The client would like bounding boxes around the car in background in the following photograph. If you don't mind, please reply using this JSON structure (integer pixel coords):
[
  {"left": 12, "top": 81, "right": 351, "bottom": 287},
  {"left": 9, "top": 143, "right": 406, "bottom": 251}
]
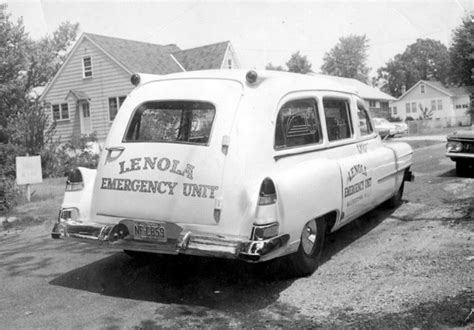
[
  {"left": 372, "top": 118, "right": 408, "bottom": 138},
  {"left": 446, "top": 130, "right": 474, "bottom": 176}
]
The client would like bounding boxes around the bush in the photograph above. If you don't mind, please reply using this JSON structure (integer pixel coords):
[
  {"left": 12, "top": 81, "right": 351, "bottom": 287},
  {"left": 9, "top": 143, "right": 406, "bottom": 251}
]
[{"left": 42, "top": 133, "right": 100, "bottom": 177}]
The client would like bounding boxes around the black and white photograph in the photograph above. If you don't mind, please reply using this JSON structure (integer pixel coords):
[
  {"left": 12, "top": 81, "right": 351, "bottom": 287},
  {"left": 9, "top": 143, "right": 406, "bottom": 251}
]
[{"left": 0, "top": 0, "right": 473, "bottom": 328}]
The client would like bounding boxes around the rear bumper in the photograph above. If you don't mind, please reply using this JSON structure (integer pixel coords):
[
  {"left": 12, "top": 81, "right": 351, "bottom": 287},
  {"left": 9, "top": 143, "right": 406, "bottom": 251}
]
[{"left": 51, "top": 219, "right": 289, "bottom": 262}]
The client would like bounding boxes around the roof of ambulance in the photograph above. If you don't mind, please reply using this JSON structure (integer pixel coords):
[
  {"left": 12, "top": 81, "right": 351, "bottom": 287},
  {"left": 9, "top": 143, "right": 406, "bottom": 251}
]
[{"left": 138, "top": 69, "right": 359, "bottom": 95}]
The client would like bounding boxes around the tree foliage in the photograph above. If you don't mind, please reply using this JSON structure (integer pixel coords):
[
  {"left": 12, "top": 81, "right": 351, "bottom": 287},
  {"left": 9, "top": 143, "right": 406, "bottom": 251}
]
[
  {"left": 321, "top": 35, "right": 370, "bottom": 83},
  {"left": 377, "top": 39, "right": 450, "bottom": 97},
  {"left": 286, "top": 51, "right": 312, "bottom": 74},
  {"left": 265, "top": 62, "right": 285, "bottom": 71},
  {"left": 449, "top": 16, "right": 474, "bottom": 86},
  {"left": 0, "top": 14, "right": 79, "bottom": 139}
]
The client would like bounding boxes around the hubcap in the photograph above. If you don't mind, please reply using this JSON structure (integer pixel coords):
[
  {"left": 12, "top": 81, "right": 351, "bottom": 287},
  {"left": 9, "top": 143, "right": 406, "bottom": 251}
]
[{"left": 301, "top": 220, "right": 317, "bottom": 255}]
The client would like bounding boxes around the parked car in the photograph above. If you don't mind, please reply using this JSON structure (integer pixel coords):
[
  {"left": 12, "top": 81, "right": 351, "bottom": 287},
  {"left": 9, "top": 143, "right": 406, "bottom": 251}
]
[
  {"left": 52, "top": 70, "right": 414, "bottom": 276},
  {"left": 446, "top": 130, "right": 474, "bottom": 176},
  {"left": 372, "top": 118, "right": 408, "bottom": 138}
]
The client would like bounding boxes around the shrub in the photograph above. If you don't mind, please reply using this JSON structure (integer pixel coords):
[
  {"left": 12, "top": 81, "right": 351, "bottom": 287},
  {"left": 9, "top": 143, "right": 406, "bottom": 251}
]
[{"left": 42, "top": 133, "right": 100, "bottom": 177}]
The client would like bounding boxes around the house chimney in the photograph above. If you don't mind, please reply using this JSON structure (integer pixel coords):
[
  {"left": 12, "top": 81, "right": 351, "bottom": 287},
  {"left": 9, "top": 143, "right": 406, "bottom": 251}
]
[{"left": 401, "top": 85, "right": 406, "bottom": 95}]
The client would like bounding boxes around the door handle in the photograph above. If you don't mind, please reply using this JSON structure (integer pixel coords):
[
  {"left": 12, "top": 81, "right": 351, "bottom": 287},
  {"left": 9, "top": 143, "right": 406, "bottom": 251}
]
[{"left": 105, "top": 146, "right": 125, "bottom": 152}]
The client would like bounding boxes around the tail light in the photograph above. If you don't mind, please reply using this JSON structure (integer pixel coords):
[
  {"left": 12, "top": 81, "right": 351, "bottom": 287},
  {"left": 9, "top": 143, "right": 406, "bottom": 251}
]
[
  {"left": 258, "top": 177, "right": 276, "bottom": 205},
  {"left": 65, "top": 168, "right": 84, "bottom": 191}
]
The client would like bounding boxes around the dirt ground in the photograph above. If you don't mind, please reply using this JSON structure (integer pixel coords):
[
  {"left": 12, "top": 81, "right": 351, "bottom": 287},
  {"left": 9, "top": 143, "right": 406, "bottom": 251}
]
[{"left": 0, "top": 142, "right": 473, "bottom": 329}]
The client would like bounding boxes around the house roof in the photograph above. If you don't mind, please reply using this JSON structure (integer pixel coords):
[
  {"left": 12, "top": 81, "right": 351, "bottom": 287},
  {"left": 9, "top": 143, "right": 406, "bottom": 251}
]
[
  {"left": 310, "top": 74, "right": 396, "bottom": 101},
  {"left": 397, "top": 80, "right": 474, "bottom": 100},
  {"left": 172, "top": 41, "right": 230, "bottom": 71},
  {"left": 85, "top": 33, "right": 183, "bottom": 75},
  {"left": 40, "top": 33, "right": 235, "bottom": 101}
]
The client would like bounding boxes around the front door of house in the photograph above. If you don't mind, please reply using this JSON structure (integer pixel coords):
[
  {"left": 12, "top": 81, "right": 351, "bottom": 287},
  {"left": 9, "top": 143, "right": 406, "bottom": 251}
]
[{"left": 79, "top": 101, "right": 92, "bottom": 134}]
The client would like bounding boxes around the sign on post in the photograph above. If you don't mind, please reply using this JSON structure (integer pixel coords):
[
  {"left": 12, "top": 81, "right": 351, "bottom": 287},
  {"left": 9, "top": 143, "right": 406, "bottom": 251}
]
[{"left": 16, "top": 156, "right": 42, "bottom": 202}]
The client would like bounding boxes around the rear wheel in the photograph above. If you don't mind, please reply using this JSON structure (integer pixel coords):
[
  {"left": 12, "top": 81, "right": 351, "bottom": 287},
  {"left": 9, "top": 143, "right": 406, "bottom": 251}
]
[
  {"left": 123, "top": 250, "right": 152, "bottom": 260},
  {"left": 289, "top": 217, "right": 326, "bottom": 277}
]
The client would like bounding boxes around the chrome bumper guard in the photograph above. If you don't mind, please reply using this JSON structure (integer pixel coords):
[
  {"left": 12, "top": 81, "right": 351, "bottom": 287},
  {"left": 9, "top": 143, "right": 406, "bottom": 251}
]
[{"left": 51, "top": 219, "right": 289, "bottom": 262}]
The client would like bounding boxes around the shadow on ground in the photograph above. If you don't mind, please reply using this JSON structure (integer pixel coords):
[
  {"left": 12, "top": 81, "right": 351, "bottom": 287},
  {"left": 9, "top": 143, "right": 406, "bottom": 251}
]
[{"left": 48, "top": 206, "right": 397, "bottom": 313}]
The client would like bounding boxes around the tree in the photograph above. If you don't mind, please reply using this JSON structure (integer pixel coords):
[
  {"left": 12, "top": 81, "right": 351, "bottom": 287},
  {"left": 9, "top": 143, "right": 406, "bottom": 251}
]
[
  {"left": 26, "top": 21, "right": 79, "bottom": 89},
  {"left": 286, "top": 51, "right": 312, "bottom": 74},
  {"left": 377, "top": 39, "right": 450, "bottom": 97},
  {"left": 321, "top": 35, "right": 370, "bottom": 83},
  {"left": 0, "top": 15, "right": 31, "bottom": 129},
  {"left": 449, "top": 16, "right": 474, "bottom": 86},
  {"left": 265, "top": 62, "right": 285, "bottom": 71}
]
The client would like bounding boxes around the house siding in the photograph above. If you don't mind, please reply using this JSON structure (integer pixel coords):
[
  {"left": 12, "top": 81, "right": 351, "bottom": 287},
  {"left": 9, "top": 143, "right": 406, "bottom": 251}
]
[
  {"left": 43, "top": 38, "right": 133, "bottom": 142},
  {"left": 221, "top": 46, "right": 240, "bottom": 69}
]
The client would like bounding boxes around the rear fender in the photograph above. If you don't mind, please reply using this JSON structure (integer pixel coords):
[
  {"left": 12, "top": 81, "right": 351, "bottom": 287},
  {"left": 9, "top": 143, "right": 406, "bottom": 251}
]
[
  {"left": 61, "top": 167, "right": 97, "bottom": 221},
  {"left": 272, "top": 158, "right": 341, "bottom": 252}
]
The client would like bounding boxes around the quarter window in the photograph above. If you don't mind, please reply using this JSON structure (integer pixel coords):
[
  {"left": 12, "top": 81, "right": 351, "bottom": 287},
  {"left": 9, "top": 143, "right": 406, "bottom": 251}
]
[
  {"left": 357, "top": 102, "right": 373, "bottom": 136},
  {"left": 82, "top": 57, "right": 92, "bottom": 78},
  {"left": 274, "top": 99, "right": 321, "bottom": 149},
  {"left": 124, "top": 101, "right": 215, "bottom": 145},
  {"left": 52, "top": 103, "right": 69, "bottom": 121},
  {"left": 323, "top": 97, "right": 353, "bottom": 141},
  {"left": 109, "top": 96, "right": 126, "bottom": 121}
]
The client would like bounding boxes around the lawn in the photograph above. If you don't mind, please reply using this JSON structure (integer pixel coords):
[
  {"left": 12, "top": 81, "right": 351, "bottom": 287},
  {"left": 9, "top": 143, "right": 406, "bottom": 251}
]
[{"left": 2, "top": 177, "right": 66, "bottom": 230}]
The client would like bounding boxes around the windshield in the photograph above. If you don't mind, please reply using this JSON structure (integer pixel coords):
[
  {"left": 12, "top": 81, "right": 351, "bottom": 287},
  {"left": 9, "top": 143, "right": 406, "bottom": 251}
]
[{"left": 124, "top": 101, "right": 215, "bottom": 145}]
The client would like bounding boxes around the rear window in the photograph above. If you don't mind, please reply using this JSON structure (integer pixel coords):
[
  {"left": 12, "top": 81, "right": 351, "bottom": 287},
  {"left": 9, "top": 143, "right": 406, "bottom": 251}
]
[{"left": 124, "top": 101, "right": 215, "bottom": 145}]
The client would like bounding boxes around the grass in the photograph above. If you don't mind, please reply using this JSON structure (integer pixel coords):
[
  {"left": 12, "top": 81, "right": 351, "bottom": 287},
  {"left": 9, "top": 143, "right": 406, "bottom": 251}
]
[{"left": 1, "top": 177, "right": 66, "bottom": 230}]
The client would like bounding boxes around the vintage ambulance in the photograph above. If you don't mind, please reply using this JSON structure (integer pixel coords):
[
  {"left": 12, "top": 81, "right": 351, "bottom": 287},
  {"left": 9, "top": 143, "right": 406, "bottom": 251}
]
[{"left": 52, "top": 70, "right": 414, "bottom": 276}]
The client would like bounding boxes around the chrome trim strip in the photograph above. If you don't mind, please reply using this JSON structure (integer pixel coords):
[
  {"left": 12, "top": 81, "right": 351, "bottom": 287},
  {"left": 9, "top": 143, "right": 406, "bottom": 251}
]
[
  {"left": 377, "top": 163, "right": 413, "bottom": 183},
  {"left": 274, "top": 136, "right": 377, "bottom": 161}
]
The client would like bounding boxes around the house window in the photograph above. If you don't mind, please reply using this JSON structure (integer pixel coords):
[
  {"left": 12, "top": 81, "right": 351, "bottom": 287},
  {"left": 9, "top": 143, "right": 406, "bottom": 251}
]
[
  {"left": 227, "top": 59, "right": 232, "bottom": 69},
  {"left": 108, "top": 96, "right": 126, "bottom": 121},
  {"left": 420, "top": 84, "right": 425, "bottom": 93},
  {"left": 82, "top": 56, "right": 92, "bottom": 78},
  {"left": 405, "top": 103, "right": 410, "bottom": 113},
  {"left": 431, "top": 100, "right": 436, "bottom": 111},
  {"left": 393, "top": 106, "right": 397, "bottom": 115},
  {"left": 369, "top": 100, "right": 376, "bottom": 108},
  {"left": 411, "top": 102, "right": 416, "bottom": 113},
  {"left": 52, "top": 103, "right": 69, "bottom": 121},
  {"left": 437, "top": 100, "right": 443, "bottom": 110}
]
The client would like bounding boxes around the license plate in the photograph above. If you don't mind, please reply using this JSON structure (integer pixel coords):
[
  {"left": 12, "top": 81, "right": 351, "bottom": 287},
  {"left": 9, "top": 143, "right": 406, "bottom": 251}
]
[{"left": 133, "top": 221, "right": 167, "bottom": 242}]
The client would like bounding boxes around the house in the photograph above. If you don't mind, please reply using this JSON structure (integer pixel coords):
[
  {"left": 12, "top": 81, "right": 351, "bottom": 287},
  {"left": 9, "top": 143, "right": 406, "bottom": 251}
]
[
  {"left": 311, "top": 74, "right": 396, "bottom": 118},
  {"left": 40, "top": 33, "right": 240, "bottom": 142},
  {"left": 389, "top": 80, "right": 474, "bottom": 126}
]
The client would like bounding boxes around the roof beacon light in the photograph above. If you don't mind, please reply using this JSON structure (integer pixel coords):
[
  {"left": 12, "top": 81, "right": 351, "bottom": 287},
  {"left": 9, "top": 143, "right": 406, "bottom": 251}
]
[
  {"left": 131, "top": 73, "right": 141, "bottom": 86},
  {"left": 246, "top": 70, "right": 258, "bottom": 84}
]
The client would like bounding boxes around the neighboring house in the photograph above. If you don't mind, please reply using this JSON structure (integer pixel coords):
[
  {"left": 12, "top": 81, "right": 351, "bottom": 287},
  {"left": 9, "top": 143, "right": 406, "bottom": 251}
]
[
  {"left": 389, "top": 80, "right": 474, "bottom": 126},
  {"left": 40, "top": 33, "right": 240, "bottom": 142},
  {"left": 311, "top": 74, "right": 396, "bottom": 118}
]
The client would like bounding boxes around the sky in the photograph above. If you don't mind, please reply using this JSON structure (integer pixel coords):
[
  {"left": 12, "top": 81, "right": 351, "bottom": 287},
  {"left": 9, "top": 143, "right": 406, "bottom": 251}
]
[{"left": 5, "top": 0, "right": 473, "bottom": 77}]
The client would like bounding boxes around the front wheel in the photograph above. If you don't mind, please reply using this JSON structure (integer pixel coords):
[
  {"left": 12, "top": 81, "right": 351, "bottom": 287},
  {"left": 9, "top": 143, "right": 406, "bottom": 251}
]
[
  {"left": 386, "top": 182, "right": 404, "bottom": 208},
  {"left": 289, "top": 217, "right": 327, "bottom": 277},
  {"left": 456, "top": 161, "right": 469, "bottom": 177}
]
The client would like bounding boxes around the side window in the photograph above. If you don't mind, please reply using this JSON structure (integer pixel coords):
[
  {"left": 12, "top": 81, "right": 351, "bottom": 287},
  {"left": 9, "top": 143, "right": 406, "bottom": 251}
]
[
  {"left": 274, "top": 99, "right": 322, "bottom": 149},
  {"left": 323, "top": 97, "right": 353, "bottom": 141},
  {"left": 357, "top": 102, "right": 373, "bottom": 136}
]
